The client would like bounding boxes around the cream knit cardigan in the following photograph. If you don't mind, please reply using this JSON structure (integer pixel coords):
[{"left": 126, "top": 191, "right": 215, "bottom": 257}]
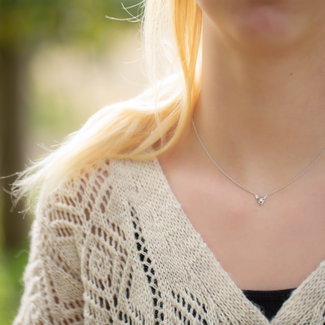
[{"left": 14, "top": 158, "right": 325, "bottom": 325}]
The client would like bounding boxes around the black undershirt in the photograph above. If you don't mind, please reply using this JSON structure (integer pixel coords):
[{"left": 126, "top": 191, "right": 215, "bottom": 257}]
[{"left": 242, "top": 288, "right": 296, "bottom": 321}]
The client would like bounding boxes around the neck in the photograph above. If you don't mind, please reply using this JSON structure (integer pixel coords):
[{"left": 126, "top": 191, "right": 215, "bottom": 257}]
[{"left": 192, "top": 11, "right": 325, "bottom": 190}]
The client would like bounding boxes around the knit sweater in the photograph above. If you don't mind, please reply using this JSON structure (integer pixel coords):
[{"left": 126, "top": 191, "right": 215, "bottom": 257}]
[{"left": 14, "top": 158, "right": 325, "bottom": 325}]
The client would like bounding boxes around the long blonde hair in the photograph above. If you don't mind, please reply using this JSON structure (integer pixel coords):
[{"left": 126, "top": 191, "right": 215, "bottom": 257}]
[{"left": 11, "top": 0, "right": 203, "bottom": 208}]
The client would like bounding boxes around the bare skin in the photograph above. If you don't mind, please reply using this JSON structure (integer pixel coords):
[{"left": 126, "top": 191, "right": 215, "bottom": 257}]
[{"left": 158, "top": 0, "right": 325, "bottom": 290}]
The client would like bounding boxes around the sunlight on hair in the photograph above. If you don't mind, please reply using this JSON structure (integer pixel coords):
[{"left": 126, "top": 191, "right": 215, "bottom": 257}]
[{"left": 11, "top": 0, "right": 203, "bottom": 212}]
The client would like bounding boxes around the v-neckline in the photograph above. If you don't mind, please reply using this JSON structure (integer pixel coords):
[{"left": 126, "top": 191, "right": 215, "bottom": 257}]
[{"left": 152, "top": 157, "right": 325, "bottom": 324}]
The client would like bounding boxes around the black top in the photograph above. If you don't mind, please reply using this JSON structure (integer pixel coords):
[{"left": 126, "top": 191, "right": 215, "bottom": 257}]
[{"left": 242, "top": 288, "right": 296, "bottom": 321}]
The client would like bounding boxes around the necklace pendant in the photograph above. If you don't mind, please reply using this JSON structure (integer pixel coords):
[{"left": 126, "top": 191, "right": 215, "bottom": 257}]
[{"left": 255, "top": 194, "right": 267, "bottom": 206}]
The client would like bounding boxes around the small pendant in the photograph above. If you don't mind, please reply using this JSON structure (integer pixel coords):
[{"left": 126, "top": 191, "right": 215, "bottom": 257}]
[{"left": 255, "top": 194, "right": 267, "bottom": 206}]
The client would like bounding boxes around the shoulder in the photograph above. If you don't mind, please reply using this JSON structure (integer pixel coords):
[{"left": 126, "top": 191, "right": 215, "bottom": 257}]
[{"left": 36, "top": 158, "right": 162, "bottom": 226}]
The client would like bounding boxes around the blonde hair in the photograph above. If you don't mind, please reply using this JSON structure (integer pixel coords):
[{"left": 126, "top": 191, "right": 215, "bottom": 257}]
[{"left": 11, "top": 0, "right": 203, "bottom": 209}]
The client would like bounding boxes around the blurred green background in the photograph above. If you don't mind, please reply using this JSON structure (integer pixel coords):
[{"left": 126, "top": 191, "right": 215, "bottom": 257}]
[{"left": 0, "top": 1, "right": 145, "bottom": 323}]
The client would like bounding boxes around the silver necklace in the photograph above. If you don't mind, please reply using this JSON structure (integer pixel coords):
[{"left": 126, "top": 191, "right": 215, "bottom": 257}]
[{"left": 192, "top": 117, "right": 325, "bottom": 206}]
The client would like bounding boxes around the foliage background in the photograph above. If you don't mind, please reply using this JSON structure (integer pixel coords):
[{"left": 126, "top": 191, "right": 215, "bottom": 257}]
[{"left": 0, "top": 1, "right": 145, "bottom": 323}]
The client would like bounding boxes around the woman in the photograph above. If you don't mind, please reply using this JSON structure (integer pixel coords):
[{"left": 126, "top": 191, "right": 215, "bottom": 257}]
[{"left": 13, "top": 0, "right": 325, "bottom": 324}]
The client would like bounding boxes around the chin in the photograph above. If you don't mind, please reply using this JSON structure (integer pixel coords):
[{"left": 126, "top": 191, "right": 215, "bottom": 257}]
[
  {"left": 200, "top": 0, "right": 317, "bottom": 54},
  {"left": 242, "top": 6, "right": 291, "bottom": 36},
  {"left": 223, "top": 5, "right": 306, "bottom": 53}
]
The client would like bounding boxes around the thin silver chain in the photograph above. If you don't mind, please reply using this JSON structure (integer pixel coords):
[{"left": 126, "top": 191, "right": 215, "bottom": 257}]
[{"left": 192, "top": 117, "right": 325, "bottom": 206}]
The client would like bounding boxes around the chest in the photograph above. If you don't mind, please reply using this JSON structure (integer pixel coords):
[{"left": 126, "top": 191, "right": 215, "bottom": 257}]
[{"left": 161, "top": 162, "right": 325, "bottom": 291}]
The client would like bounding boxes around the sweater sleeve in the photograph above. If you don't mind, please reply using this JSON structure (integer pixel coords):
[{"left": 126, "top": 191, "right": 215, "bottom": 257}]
[{"left": 13, "top": 181, "right": 85, "bottom": 325}]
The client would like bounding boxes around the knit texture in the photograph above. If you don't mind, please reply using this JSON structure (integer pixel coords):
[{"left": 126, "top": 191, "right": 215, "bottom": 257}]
[{"left": 14, "top": 158, "right": 325, "bottom": 325}]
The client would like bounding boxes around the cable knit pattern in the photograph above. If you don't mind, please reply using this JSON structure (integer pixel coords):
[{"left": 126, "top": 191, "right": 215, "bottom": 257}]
[{"left": 14, "top": 158, "right": 325, "bottom": 324}]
